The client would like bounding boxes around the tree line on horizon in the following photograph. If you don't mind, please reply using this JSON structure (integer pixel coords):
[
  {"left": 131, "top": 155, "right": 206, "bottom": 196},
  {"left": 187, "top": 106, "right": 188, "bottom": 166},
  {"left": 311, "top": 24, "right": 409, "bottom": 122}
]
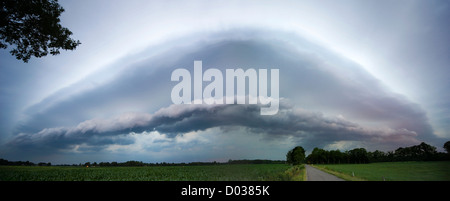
[
  {"left": 2, "top": 141, "right": 449, "bottom": 167},
  {"left": 287, "top": 141, "right": 450, "bottom": 165}
]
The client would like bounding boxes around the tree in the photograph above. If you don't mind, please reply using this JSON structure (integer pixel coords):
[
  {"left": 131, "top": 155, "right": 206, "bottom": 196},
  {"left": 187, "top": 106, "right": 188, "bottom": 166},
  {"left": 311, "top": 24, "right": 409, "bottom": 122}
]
[
  {"left": 369, "top": 150, "right": 386, "bottom": 163},
  {"left": 329, "top": 150, "right": 343, "bottom": 164},
  {"left": 286, "top": 150, "right": 294, "bottom": 164},
  {"left": 394, "top": 142, "right": 437, "bottom": 161},
  {"left": 1, "top": 0, "right": 80, "bottom": 62},
  {"left": 306, "top": 147, "right": 325, "bottom": 164},
  {"left": 286, "top": 146, "right": 305, "bottom": 165},
  {"left": 348, "top": 148, "right": 368, "bottom": 163},
  {"left": 444, "top": 141, "right": 450, "bottom": 155},
  {"left": 416, "top": 142, "right": 437, "bottom": 160}
]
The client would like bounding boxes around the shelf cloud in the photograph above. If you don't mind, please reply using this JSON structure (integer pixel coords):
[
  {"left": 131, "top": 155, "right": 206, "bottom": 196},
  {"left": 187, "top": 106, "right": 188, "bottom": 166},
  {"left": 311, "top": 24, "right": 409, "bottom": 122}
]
[
  {"left": 8, "top": 100, "right": 420, "bottom": 153},
  {"left": 2, "top": 29, "right": 438, "bottom": 162}
]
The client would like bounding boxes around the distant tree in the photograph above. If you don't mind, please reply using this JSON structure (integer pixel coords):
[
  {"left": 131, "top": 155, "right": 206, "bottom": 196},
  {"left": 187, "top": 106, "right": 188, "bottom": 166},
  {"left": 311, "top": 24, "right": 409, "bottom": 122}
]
[
  {"left": 0, "top": 0, "right": 80, "bottom": 62},
  {"left": 123, "top": 160, "right": 145, "bottom": 166},
  {"left": 368, "top": 150, "right": 386, "bottom": 163},
  {"left": 286, "top": 146, "right": 305, "bottom": 165},
  {"left": 417, "top": 142, "right": 437, "bottom": 160},
  {"left": 444, "top": 141, "right": 450, "bottom": 155},
  {"left": 348, "top": 148, "right": 369, "bottom": 163},
  {"left": 286, "top": 150, "right": 293, "bottom": 164},
  {"left": 0, "top": 158, "right": 8, "bottom": 165},
  {"left": 99, "top": 162, "right": 110, "bottom": 167},
  {"left": 37, "top": 162, "right": 51, "bottom": 166},
  {"left": 329, "top": 150, "right": 344, "bottom": 164},
  {"left": 386, "top": 151, "right": 394, "bottom": 162},
  {"left": 305, "top": 141, "right": 450, "bottom": 164},
  {"left": 306, "top": 147, "right": 324, "bottom": 164},
  {"left": 394, "top": 147, "right": 408, "bottom": 161},
  {"left": 395, "top": 142, "right": 437, "bottom": 161},
  {"left": 317, "top": 148, "right": 327, "bottom": 164}
]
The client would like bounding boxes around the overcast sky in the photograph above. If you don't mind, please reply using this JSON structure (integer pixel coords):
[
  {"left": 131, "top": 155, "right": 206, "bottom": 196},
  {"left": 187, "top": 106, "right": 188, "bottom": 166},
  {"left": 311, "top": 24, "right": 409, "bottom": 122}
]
[{"left": 0, "top": 0, "right": 449, "bottom": 164}]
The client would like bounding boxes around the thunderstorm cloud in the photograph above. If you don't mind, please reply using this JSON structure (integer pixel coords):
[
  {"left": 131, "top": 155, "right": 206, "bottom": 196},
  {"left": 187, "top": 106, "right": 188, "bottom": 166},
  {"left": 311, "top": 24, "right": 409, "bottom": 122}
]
[
  {"left": 1, "top": 1, "right": 449, "bottom": 163},
  {"left": 3, "top": 29, "right": 437, "bottom": 162}
]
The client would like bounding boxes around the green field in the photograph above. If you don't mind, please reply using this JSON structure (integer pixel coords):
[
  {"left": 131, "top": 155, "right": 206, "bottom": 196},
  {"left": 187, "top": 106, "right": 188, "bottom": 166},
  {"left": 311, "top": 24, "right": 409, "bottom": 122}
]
[
  {"left": 315, "top": 161, "right": 450, "bottom": 181},
  {"left": 0, "top": 164, "right": 304, "bottom": 181}
]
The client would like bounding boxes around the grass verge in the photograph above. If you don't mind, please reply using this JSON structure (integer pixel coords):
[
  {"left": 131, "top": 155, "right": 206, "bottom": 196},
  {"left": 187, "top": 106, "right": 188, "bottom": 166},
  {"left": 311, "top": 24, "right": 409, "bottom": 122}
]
[{"left": 266, "top": 164, "right": 305, "bottom": 181}]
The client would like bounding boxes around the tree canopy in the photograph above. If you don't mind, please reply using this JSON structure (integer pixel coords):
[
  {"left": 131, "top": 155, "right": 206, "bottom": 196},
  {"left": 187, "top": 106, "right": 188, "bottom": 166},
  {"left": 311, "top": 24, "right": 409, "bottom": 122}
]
[
  {"left": 286, "top": 146, "right": 305, "bottom": 165},
  {"left": 0, "top": 0, "right": 80, "bottom": 62},
  {"left": 305, "top": 142, "right": 448, "bottom": 164},
  {"left": 444, "top": 141, "right": 450, "bottom": 154}
]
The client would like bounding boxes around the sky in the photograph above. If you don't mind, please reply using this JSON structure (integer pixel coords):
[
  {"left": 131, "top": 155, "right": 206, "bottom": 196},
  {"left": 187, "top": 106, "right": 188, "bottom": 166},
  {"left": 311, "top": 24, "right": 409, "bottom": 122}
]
[{"left": 0, "top": 0, "right": 449, "bottom": 164}]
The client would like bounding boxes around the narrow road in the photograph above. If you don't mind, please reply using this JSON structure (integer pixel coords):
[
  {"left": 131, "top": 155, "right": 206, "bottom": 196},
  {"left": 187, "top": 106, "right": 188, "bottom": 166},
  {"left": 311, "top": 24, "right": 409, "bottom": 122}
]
[{"left": 305, "top": 165, "right": 344, "bottom": 181}]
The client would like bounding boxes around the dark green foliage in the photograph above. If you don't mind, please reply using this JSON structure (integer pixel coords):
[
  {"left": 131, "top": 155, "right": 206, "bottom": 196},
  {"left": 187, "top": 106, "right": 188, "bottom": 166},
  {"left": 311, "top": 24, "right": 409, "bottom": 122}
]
[
  {"left": 286, "top": 146, "right": 305, "bottom": 165},
  {"left": 0, "top": 0, "right": 80, "bottom": 62},
  {"left": 306, "top": 142, "right": 449, "bottom": 164},
  {"left": 348, "top": 148, "right": 369, "bottom": 163},
  {"left": 0, "top": 158, "right": 35, "bottom": 166},
  {"left": 393, "top": 142, "right": 437, "bottom": 161},
  {"left": 306, "top": 148, "right": 351, "bottom": 164},
  {"left": 444, "top": 141, "right": 450, "bottom": 154},
  {"left": 227, "top": 159, "right": 285, "bottom": 165}
]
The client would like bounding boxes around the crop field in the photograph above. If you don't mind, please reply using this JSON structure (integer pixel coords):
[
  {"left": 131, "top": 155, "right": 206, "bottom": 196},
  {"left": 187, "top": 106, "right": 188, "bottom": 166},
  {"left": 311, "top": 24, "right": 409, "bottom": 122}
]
[
  {"left": 0, "top": 164, "right": 304, "bottom": 181},
  {"left": 315, "top": 161, "right": 450, "bottom": 181}
]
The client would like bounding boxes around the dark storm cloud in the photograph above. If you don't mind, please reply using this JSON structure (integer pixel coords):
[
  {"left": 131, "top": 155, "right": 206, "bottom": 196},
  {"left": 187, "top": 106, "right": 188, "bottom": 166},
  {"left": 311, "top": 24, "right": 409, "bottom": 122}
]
[{"left": 7, "top": 100, "right": 419, "bottom": 154}]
